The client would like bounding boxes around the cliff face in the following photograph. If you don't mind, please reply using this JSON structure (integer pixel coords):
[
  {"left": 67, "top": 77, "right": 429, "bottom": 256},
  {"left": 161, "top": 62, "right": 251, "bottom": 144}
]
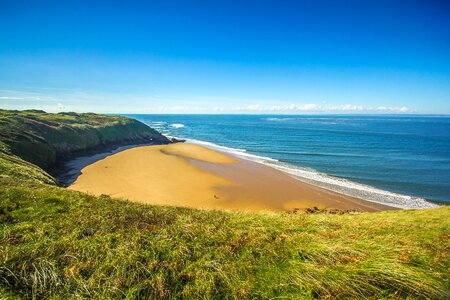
[{"left": 0, "top": 110, "right": 171, "bottom": 172}]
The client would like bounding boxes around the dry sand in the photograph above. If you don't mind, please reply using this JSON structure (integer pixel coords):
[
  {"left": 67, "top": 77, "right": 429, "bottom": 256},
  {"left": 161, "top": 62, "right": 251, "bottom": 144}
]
[{"left": 69, "top": 143, "right": 393, "bottom": 212}]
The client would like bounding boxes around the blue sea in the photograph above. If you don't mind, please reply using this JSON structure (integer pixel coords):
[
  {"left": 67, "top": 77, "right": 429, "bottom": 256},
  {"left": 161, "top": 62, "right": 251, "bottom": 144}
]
[{"left": 126, "top": 114, "right": 450, "bottom": 206}]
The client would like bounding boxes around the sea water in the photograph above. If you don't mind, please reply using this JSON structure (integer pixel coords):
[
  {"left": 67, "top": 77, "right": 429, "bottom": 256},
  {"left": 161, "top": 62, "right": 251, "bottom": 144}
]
[{"left": 126, "top": 114, "right": 450, "bottom": 208}]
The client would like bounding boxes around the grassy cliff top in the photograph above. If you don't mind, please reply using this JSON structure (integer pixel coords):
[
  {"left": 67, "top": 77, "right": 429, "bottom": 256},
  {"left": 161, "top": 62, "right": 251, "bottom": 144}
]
[
  {"left": 0, "top": 109, "right": 170, "bottom": 172},
  {"left": 0, "top": 109, "right": 143, "bottom": 126},
  {"left": 0, "top": 109, "right": 448, "bottom": 299}
]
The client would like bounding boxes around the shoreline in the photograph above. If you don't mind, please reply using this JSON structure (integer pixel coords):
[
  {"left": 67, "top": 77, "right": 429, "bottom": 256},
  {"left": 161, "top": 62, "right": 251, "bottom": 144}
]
[
  {"left": 191, "top": 154, "right": 394, "bottom": 212},
  {"left": 60, "top": 138, "right": 440, "bottom": 211},
  {"left": 64, "top": 140, "right": 435, "bottom": 212},
  {"left": 185, "top": 138, "right": 439, "bottom": 209}
]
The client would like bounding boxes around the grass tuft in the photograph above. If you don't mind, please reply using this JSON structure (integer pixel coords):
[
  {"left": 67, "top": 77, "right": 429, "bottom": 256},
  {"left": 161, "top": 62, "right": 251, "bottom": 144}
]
[{"left": 0, "top": 183, "right": 448, "bottom": 299}]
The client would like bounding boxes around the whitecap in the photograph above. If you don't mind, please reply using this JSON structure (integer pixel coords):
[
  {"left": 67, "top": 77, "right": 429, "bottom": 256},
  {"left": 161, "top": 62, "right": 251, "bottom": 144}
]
[
  {"left": 264, "top": 117, "right": 293, "bottom": 121},
  {"left": 187, "top": 138, "right": 438, "bottom": 209},
  {"left": 266, "top": 163, "right": 438, "bottom": 209},
  {"left": 186, "top": 139, "right": 277, "bottom": 162}
]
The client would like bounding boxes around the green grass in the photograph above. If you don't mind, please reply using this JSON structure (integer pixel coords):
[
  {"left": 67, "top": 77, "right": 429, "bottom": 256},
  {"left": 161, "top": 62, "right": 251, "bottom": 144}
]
[
  {"left": 0, "top": 142, "right": 55, "bottom": 185},
  {"left": 1, "top": 182, "right": 448, "bottom": 299},
  {"left": 0, "top": 109, "right": 170, "bottom": 171},
  {"left": 0, "top": 110, "right": 449, "bottom": 299}
]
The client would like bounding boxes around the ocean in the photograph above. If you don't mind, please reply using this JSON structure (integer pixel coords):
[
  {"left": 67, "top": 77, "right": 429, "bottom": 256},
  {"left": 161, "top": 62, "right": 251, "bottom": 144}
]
[{"left": 126, "top": 114, "right": 450, "bottom": 206}]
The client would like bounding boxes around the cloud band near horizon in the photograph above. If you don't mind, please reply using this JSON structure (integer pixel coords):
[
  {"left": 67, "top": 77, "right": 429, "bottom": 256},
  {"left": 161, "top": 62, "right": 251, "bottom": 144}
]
[{"left": 0, "top": 89, "right": 412, "bottom": 114}]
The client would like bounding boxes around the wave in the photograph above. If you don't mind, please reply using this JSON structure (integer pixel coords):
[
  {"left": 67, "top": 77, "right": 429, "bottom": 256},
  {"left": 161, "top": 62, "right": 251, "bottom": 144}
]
[
  {"left": 186, "top": 138, "right": 438, "bottom": 209},
  {"left": 267, "top": 163, "right": 437, "bottom": 209},
  {"left": 264, "top": 117, "right": 294, "bottom": 121},
  {"left": 264, "top": 116, "right": 450, "bottom": 123},
  {"left": 264, "top": 117, "right": 340, "bottom": 125},
  {"left": 248, "top": 149, "right": 371, "bottom": 158},
  {"left": 170, "top": 123, "right": 185, "bottom": 128},
  {"left": 185, "top": 138, "right": 277, "bottom": 163}
]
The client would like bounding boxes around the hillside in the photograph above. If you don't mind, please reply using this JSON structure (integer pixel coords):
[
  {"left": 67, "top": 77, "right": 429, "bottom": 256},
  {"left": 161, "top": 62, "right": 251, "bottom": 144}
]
[
  {"left": 0, "top": 110, "right": 448, "bottom": 299},
  {"left": 0, "top": 109, "right": 171, "bottom": 172}
]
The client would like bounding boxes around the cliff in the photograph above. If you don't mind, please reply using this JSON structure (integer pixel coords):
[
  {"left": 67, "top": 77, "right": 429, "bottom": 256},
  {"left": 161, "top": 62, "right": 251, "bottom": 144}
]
[{"left": 0, "top": 109, "right": 171, "bottom": 173}]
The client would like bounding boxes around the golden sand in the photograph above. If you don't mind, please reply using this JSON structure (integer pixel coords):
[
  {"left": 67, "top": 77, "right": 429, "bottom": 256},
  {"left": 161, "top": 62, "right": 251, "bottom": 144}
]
[
  {"left": 69, "top": 143, "right": 393, "bottom": 212},
  {"left": 161, "top": 143, "right": 239, "bottom": 164}
]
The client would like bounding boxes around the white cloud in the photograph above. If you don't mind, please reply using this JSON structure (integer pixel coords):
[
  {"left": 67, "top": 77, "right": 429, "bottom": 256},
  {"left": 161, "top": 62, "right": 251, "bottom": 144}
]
[
  {"left": 303, "top": 103, "right": 321, "bottom": 110},
  {"left": 341, "top": 104, "right": 364, "bottom": 111},
  {"left": 0, "top": 89, "right": 412, "bottom": 114},
  {"left": 0, "top": 96, "right": 24, "bottom": 100},
  {"left": 0, "top": 96, "right": 45, "bottom": 101},
  {"left": 247, "top": 104, "right": 263, "bottom": 111},
  {"left": 235, "top": 103, "right": 410, "bottom": 114}
]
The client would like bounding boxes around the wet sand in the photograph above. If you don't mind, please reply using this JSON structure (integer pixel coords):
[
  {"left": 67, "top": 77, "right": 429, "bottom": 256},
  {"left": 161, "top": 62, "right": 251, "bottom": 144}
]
[{"left": 69, "top": 143, "right": 394, "bottom": 212}]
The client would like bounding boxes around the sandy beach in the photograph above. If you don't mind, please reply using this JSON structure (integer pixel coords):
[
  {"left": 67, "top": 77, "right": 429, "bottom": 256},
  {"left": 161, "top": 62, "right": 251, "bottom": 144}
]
[{"left": 69, "top": 143, "right": 394, "bottom": 212}]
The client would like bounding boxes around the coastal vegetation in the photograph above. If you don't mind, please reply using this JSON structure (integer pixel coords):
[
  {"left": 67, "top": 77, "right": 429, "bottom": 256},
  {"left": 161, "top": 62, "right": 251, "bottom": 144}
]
[
  {"left": 0, "top": 109, "right": 170, "bottom": 172},
  {"left": 0, "top": 110, "right": 449, "bottom": 299}
]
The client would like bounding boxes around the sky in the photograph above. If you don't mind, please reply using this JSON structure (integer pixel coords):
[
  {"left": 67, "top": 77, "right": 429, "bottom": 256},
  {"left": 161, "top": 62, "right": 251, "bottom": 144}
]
[{"left": 0, "top": 0, "right": 449, "bottom": 114}]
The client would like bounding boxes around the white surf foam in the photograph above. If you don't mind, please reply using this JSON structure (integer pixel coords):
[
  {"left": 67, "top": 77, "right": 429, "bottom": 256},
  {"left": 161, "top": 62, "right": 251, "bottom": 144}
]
[
  {"left": 264, "top": 117, "right": 294, "bottom": 121},
  {"left": 186, "top": 138, "right": 277, "bottom": 163},
  {"left": 170, "top": 123, "right": 185, "bottom": 128},
  {"left": 267, "top": 163, "right": 437, "bottom": 209},
  {"left": 186, "top": 138, "right": 438, "bottom": 209}
]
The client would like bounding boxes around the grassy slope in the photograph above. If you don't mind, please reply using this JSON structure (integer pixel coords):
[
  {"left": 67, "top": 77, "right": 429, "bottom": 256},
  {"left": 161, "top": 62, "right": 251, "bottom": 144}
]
[
  {"left": 0, "top": 109, "right": 170, "bottom": 172},
  {"left": 0, "top": 142, "right": 55, "bottom": 185},
  {"left": 0, "top": 110, "right": 449, "bottom": 299}
]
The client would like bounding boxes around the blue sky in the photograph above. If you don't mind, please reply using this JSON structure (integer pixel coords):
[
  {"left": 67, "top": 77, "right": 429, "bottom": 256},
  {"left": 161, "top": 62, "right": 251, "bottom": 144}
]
[{"left": 0, "top": 0, "right": 449, "bottom": 114}]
